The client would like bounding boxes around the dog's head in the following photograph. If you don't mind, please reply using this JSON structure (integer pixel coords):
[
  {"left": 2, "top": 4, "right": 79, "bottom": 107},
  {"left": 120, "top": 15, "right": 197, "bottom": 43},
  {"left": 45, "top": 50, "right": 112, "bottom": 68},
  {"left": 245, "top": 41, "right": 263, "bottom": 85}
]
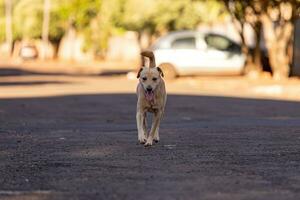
[
  {"left": 137, "top": 51, "right": 164, "bottom": 100},
  {"left": 137, "top": 66, "right": 164, "bottom": 92}
]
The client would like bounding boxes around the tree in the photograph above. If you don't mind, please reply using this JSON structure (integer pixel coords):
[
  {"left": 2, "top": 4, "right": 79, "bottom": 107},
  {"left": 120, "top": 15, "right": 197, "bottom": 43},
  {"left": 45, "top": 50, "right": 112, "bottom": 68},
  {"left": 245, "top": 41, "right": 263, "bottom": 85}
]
[
  {"left": 119, "top": 0, "right": 225, "bottom": 49},
  {"left": 260, "top": 0, "right": 300, "bottom": 79},
  {"left": 5, "top": 0, "right": 13, "bottom": 56},
  {"left": 90, "top": 0, "right": 123, "bottom": 54},
  {"left": 13, "top": 0, "right": 43, "bottom": 40},
  {"left": 222, "top": 0, "right": 300, "bottom": 79},
  {"left": 41, "top": 0, "right": 50, "bottom": 59},
  {"left": 222, "top": 0, "right": 264, "bottom": 77},
  {"left": 0, "top": 0, "right": 228, "bottom": 57}
]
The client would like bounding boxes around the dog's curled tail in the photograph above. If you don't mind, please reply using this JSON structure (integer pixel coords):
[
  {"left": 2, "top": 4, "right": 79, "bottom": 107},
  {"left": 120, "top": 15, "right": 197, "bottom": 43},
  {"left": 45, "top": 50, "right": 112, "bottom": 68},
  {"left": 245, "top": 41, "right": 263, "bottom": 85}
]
[{"left": 141, "top": 51, "right": 156, "bottom": 68}]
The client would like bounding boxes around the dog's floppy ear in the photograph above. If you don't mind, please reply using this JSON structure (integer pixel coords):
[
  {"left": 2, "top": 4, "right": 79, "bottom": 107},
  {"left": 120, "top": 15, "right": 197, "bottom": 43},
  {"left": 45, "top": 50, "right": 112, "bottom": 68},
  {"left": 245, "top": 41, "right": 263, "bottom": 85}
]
[
  {"left": 157, "top": 67, "right": 164, "bottom": 77},
  {"left": 137, "top": 68, "right": 143, "bottom": 78}
]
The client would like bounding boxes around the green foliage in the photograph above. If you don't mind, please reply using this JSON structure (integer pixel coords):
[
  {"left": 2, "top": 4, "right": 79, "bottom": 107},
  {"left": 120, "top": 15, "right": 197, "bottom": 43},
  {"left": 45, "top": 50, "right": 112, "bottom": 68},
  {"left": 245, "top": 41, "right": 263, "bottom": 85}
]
[
  {"left": 0, "top": 1, "right": 5, "bottom": 42},
  {"left": 0, "top": 0, "right": 226, "bottom": 52},
  {"left": 51, "top": 0, "right": 101, "bottom": 45},
  {"left": 54, "top": 0, "right": 101, "bottom": 30},
  {"left": 119, "top": 0, "right": 226, "bottom": 34},
  {"left": 120, "top": 0, "right": 156, "bottom": 32},
  {"left": 89, "top": 0, "right": 124, "bottom": 52},
  {"left": 13, "top": 0, "right": 44, "bottom": 40}
]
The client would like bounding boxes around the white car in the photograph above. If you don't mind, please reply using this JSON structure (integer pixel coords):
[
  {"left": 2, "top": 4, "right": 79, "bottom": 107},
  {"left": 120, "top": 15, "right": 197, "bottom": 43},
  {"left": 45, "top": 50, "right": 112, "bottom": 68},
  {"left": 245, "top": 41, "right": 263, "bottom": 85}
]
[{"left": 152, "top": 31, "right": 246, "bottom": 78}]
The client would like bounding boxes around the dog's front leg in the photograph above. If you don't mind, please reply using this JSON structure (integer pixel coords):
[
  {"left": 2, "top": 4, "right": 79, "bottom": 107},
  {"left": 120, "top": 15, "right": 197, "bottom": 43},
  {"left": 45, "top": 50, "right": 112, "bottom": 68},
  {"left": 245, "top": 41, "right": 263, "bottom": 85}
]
[
  {"left": 145, "top": 111, "right": 162, "bottom": 147},
  {"left": 153, "top": 127, "right": 159, "bottom": 143},
  {"left": 136, "top": 110, "right": 147, "bottom": 144},
  {"left": 143, "top": 112, "right": 147, "bottom": 138}
]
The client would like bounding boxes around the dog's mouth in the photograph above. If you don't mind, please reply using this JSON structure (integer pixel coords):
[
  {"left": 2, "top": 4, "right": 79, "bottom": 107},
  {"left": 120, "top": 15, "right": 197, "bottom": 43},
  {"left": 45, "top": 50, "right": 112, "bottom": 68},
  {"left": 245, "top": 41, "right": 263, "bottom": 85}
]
[{"left": 145, "top": 90, "right": 154, "bottom": 101}]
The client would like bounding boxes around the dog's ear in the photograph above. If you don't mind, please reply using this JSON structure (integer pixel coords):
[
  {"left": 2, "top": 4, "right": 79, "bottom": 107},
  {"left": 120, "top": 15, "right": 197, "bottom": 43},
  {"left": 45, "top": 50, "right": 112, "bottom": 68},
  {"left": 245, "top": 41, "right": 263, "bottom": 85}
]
[
  {"left": 157, "top": 67, "right": 164, "bottom": 77},
  {"left": 137, "top": 68, "right": 143, "bottom": 78}
]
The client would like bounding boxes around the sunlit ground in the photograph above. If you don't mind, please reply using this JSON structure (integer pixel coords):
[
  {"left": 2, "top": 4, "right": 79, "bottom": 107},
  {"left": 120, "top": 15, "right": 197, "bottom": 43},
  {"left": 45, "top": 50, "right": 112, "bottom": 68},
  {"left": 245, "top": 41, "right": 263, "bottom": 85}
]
[{"left": 1, "top": 63, "right": 300, "bottom": 101}]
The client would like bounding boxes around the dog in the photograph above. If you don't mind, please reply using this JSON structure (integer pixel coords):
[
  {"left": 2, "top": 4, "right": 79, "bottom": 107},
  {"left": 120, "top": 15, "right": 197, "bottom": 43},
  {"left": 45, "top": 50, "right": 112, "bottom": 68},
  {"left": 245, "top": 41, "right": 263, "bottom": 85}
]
[{"left": 136, "top": 51, "right": 167, "bottom": 147}]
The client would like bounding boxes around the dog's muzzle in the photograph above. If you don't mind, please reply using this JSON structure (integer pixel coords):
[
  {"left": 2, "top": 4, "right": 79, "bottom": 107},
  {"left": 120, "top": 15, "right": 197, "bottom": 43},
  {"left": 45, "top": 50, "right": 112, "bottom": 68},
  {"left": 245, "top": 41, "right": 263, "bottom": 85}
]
[
  {"left": 145, "top": 87, "right": 154, "bottom": 101},
  {"left": 146, "top": 86, "right": 152, "bottom": 92}
]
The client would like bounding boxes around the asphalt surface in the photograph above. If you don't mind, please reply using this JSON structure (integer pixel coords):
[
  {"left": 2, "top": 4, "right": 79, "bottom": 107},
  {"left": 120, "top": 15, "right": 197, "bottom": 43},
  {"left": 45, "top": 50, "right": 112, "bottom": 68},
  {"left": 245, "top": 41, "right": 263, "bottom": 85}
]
[{"left": 1, "top": 82, "right": 300, "bottom": 199}]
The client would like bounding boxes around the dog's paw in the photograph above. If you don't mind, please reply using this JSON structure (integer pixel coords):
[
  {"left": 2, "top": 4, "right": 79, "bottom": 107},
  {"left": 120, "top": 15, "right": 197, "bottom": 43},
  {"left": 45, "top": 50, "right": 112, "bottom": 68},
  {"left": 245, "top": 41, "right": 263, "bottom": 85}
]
[
  {"left": 153, "top": 135, "right": 159, "bottom": 143},
  {"left": 138, "top": 138, "right": 147, "bottom": 144},
  {"left": 144, "top": 139, "right": 153, "bottom": 147},
  {"left": 144, "top": 143, "right": 152, "bottom": 147}
]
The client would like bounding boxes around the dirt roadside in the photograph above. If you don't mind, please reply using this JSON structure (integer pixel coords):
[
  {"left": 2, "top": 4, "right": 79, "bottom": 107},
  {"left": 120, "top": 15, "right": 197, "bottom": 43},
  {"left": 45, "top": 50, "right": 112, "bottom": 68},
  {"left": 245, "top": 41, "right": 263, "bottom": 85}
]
[{"left": 0, "top": 60, "right": 300, "bottom": 101}]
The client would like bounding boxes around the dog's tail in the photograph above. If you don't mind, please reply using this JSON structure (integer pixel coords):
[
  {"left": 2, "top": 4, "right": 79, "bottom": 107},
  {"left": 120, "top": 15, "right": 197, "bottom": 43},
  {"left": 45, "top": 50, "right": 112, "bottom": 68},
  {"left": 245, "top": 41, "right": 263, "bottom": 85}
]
[{"left": 141, "top": 51, "right": 156, "bottom": 68}]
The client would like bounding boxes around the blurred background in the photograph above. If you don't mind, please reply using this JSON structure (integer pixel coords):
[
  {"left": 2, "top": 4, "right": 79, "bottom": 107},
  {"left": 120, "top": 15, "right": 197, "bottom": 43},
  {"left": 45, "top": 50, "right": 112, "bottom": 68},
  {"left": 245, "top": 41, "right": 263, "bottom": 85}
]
[{"left": 0, "top": 0, "right": 299, "bottom": 99}]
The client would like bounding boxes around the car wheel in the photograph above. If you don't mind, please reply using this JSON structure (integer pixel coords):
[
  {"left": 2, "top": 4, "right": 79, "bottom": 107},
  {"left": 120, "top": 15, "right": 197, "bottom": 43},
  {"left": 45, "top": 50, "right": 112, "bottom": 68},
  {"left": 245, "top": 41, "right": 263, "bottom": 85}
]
[{"left": 159, "top": 63, "right": 177, "bottom": 80}]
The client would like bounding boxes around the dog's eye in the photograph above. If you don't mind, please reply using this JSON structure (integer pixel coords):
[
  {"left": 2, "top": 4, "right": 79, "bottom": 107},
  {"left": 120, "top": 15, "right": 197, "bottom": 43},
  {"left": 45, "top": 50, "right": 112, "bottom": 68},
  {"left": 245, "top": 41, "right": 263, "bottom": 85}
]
[
  {"left": 152, "top": 77, "right": 157, "bottom": 81},
  {"left": 142, "top": 77, "right": 147, "bottom": 81}
]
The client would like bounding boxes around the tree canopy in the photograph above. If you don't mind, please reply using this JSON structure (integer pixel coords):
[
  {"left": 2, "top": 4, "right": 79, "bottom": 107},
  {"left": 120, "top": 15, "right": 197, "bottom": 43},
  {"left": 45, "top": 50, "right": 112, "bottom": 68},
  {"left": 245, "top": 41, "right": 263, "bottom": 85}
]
[{"left": 0, "top": 0, "right": 225, "bottom": 48}]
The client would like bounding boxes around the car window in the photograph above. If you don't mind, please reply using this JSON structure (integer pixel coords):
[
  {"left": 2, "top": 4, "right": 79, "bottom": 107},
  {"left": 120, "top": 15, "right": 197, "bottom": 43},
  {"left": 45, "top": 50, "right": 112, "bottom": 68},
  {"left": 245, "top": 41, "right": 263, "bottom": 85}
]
[
  {"left": 171, "top": 37, "right": 196, "bottom": 49},
  {"left": 205, "top": 35, "right": 231, "bottom": 51}
]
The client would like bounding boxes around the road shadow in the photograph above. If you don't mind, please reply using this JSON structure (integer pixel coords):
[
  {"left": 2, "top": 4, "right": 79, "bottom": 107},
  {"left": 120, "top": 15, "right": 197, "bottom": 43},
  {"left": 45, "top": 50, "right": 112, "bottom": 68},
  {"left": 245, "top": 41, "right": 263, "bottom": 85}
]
[
  {"left": 0, "top": 94, "right": 300, "bottom": 199},
  {"left": 98, "top": 70, "right": 131, "bottom": 77},
  {"left": 0, "top": 67, "right": 132, "bottom": 78},
  {"left": 0, "top": 68, "right": 70, "bottom": 77},
  {"left": 0, "top": 80, "right": 70, "bottom": 86}
]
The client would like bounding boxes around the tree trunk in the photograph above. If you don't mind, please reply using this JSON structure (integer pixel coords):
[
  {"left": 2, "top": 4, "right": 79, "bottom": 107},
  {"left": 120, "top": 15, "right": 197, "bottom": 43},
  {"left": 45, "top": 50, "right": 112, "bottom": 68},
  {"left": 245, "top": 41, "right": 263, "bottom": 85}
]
[
  {"left": 253, "top": 22, "right": 262, "bottom": 71},
  {"left": 41, "top": 0, "right": 50, "bottom": 60},
  {"left": 262, "top": 13, "right": 293, "bottom": 80},
  {"left": 243, "top": 23, "right": 263, "bottom": 78},
  {"left": 5, "top": 0, "right": 13, "bottom": 57},
  {"left": 222, "top": 1, "right": 263, "bottom": 77}
]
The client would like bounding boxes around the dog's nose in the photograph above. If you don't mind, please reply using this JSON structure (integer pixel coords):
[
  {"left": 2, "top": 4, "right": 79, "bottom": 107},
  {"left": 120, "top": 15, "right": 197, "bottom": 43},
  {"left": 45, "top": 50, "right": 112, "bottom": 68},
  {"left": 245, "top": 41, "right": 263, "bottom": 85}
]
[{"left": 146, "top": 87, "right": 152, "bottom": 92}]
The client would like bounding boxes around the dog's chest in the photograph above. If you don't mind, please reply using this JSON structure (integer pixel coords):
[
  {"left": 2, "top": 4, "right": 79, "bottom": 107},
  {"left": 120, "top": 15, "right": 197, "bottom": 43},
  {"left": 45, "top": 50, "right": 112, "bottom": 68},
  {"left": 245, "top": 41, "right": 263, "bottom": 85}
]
[{"left": 145, "top": 101, "right": 159, "bottom": 113}]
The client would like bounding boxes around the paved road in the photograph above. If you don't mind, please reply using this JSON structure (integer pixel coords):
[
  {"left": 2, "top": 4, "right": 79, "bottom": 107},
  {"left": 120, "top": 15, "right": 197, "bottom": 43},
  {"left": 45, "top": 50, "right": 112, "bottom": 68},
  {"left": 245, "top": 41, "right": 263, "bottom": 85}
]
[{"left": 1, "top": 77, "right": 300, "bottom": 199}]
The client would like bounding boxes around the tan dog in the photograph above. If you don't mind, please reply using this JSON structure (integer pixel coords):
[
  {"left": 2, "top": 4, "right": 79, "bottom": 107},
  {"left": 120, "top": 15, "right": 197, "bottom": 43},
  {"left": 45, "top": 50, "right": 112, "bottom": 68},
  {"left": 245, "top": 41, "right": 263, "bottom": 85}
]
[{"left": 136, "top": 51, "right": 167, "bottom": 147}]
